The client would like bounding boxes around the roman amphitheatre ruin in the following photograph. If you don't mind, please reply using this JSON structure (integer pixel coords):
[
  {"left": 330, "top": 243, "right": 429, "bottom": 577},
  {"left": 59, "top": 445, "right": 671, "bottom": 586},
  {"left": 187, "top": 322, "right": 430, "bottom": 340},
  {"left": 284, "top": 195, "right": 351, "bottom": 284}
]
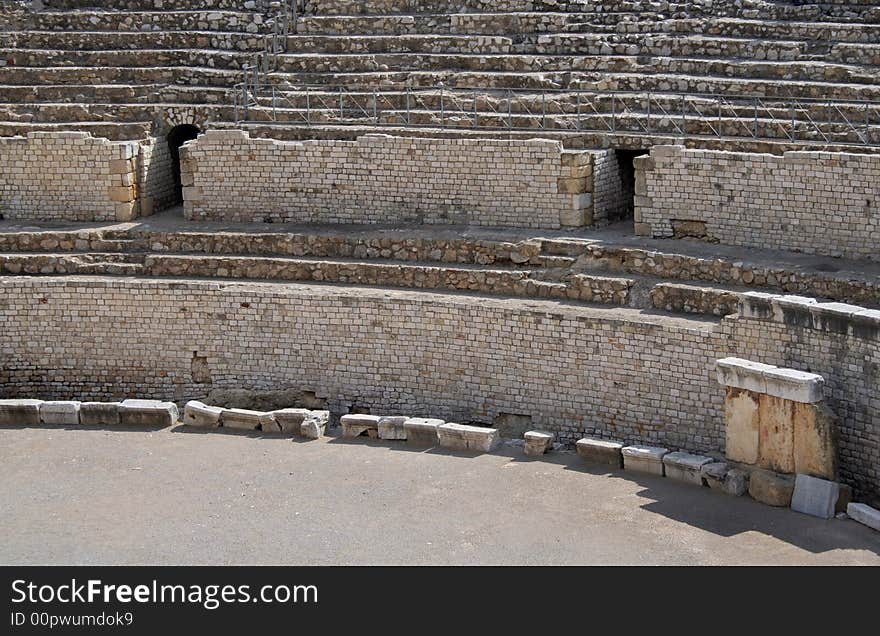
[{"left": 1, "top": 0, "right": 879, "bottom": 544}]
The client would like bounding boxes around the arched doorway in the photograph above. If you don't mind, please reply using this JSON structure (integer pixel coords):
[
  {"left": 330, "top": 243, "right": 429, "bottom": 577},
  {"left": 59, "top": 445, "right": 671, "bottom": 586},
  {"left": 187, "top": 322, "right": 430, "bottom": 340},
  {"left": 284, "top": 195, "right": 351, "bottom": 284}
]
[{"left": 166, "top": 124, "right": 200, "bottom": 203}]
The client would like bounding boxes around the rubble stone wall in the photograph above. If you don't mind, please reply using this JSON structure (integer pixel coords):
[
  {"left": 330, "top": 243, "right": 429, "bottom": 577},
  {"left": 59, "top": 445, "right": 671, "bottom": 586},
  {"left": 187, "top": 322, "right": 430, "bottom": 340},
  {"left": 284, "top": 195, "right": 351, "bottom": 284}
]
[{"left": 634, "top": 145, "right": 880, "bottom": 261}]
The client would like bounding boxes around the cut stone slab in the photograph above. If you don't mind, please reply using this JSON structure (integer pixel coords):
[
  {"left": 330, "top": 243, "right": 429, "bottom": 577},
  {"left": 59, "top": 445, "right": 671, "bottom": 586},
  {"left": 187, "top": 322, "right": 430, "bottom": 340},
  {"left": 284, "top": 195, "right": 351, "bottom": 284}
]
[
  {"left": 662, "top": 452, "right": 714, "bottom": 486},
  {"left": 269, "top": 408, "right": 313, "bottom": 434},
  {"left": 748, "top": 469, "right": 795, "bottom": 507},
  {"left": 0, "top": 399, "right": 43, "bottom": 426},
  {"left": 716, "top": 357, "right": 775, "bottom": 393},
  {"left": 438, "top": 423, "right": 500, "bottom": 453},
  {"left": 762, "top": 367, "right": 825, "bottom": 404},
  {"left": 792, "top": 402, "right": 838, "bottom": 481},
  {"left": 220, "top": 408, "right": 276, "bottom": 431},
  {"left": 791, "top": 474, "right": 840, "bottom": 520},
  {"left": 723, "top": 469, "right": 750, "bottom": 496},
  {"left": 341, "top": 414, "right": 381, "bottom": 438},
  {"left": 183, "top": 401, "right": 223, "bottom": 428},
  {"left": 724, "top": 387, "right": 760, "bottom": 465},
  {"left": 39, "top": 401, "right": 81, "bottom": 426},
  {"left": 378, "top": 416, "right": 408, "bottom": 440},
  {"left": 300, "top": 411, "right": 328, "bottom": 440},
  {"left": 702, "top": 461, "right": 729, "bottom": 490},
  {"left": 523, "top": 431, "right": 554, "bottom": 457},
  {"left": 118, "top": 399, "right": 179, "bottom": 427},
  {"left": 79, "top": 402, "right": 121, "bottom": 426},
  {"left": 846, "top": 503, "right": 880, "bottom": 532},
  {"left": 576, "top": 437, "right": 624, "bottom": 467},
  {"left": 621, "top": 445, "right": 669, "bottom": 476},
  {"left": 404, "top": 418, "right": 444, "bottom": 447}
]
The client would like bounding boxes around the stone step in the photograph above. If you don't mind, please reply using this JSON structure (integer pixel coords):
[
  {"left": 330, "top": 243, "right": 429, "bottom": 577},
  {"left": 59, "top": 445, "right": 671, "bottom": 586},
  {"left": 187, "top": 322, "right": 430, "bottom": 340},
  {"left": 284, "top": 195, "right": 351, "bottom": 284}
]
[
  {"left": 0, "top": 120, "right": 151, "bottom": 140},
  {"left": 0, "top": 102, "right": 237, "bottom": 124},
  {"left": 38, "top": 0, "right": 260, "bottom": 10},
  {"left": 0, "top": 83, "right": 229, "bottom": 104},
  {"left": 0, "top": 65, "right": 243, "bottom": 88},
  {"left": 29, "top": 10, "right": 266, "bottom": 33},
  {"left": 3, "top": 48, "right": 253, "bottom": 71},
  {"left": 0, "top": 30, "right": 266, "bottom": 52}
]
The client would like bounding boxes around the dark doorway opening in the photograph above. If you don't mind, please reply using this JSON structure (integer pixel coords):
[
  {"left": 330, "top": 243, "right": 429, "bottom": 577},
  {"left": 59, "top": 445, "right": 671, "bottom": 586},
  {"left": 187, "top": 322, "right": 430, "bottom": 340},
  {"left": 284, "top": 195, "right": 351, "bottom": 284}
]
[
  {"left": 166, "top": 124, "right": 200, "bottom": 203},
  {"left": 613, "top": 148, "right": 648, "bottom": 222}
]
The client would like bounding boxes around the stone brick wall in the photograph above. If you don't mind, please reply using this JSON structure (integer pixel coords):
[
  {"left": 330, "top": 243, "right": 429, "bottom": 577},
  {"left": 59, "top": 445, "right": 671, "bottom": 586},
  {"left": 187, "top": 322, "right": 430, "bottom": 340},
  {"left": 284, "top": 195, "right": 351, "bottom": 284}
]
[
  {"left": 0, "top": 277, "right": 876, "bottom": 504},
  {"left": 593, "top": 150, "right": 634, "bottom": 224},
  {"left": 634, "top": 145, "right": 880, "bottom": 261},
  {"left": 0, "top": 132, "right": 140, "bottom": 222},
  {"left": 181, "top": 130, "right": 597, "bottom": 228},
  {"left": 138, "top": 136, "right": 176, "bottom": 216}
]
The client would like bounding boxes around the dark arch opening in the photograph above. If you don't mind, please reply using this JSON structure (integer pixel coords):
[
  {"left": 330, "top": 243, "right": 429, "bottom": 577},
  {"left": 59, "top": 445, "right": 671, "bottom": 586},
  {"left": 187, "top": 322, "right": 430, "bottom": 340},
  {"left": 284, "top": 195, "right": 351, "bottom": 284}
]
[
  {"left": 166, "top": 124, "right": 201, "bottom": 203},
  {"left": 614, "top": 148, "right": 648, "bottom": 223}
]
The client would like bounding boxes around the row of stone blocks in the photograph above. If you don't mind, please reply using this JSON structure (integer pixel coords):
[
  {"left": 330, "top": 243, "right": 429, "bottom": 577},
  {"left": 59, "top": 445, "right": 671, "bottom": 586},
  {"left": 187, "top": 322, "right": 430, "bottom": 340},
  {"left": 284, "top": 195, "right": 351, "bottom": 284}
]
[
  {"left": 183, "top": 401, "right": 328, "bottom": 438},
  {"left": 0, "top": 399, "right": 178, "bottom": 427},
  {"left": 340, "top": 414, "right": 500, "bottom": 452}
]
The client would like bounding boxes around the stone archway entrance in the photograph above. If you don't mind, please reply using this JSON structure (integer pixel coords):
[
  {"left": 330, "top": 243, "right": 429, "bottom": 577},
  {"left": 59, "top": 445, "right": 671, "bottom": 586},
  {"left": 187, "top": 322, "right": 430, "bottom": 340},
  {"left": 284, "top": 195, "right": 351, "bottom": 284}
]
[{"left": 166, "top": 124, "right": 201, "bottom": 203}]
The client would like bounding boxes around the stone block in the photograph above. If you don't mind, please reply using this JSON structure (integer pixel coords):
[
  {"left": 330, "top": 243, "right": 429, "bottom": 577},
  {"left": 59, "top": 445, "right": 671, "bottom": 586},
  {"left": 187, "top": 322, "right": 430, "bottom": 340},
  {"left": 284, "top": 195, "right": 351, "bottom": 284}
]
[
  {"left": 724, "top": 387, "right": 760, "bottom": 464},
  {"left": 621, "top": 445, "right": 669, "bottom": 476},
  {"left": 118, "top": 399, "right": 179, "bottom": 428},
  {"left": 183, "top": 401, "right": 223, "bottom": 428},
  {"left": 300, "top": 411, "right": 328, "bottom": 439},
  {"left": 738, "top": 292, "right": 778, "bottom": 320},
  {"left": 757, "top": 394, "right": 796, "bottom": 474},
  {"left": 269, "top": 408, "right": 312, "bottom": 434},
  {"left": 341, "top": 414, "right": 381, "bottom": 438},
  {"left": 0, "top": 399, "right": 43, "bottom": 426},
  {"left": 557, "top": 176, "right": 588, "bottom": 194},
  {"left": 378, "top": 416, "right": 408, "bottom": 440},
  {"left": 846, "top": 503, "right": 880, "bottom": 532},
  {"left": 701, "top": 461, "right": 729, "bottom": 490},
  {"left": 791, "top": 474, "right": 840, "bottom": 520},
  {"left": 523, "top": 431, "right": 554, "bottom": 457},
  {"left": 576, "top": 437, "right": 623, "bottom": 467},
  {"left": 792, "top": 403, "right": 837, "bottom": 480},
  {"left": 79, "top": 402, "right": 121, "bottom": 426},
  {"left": 835, "top": 484, "right": 853, "bottom": 514},
  {"left": 761, "top": 367, "right": 824, "bottom": 404},
  {"left": 662, "top": 452, "right": 714, "bottom": 486},
  {"left": 771, "top": 295, "right": 816, "bottom": 328},
  {"left": 39, "top": 401, "right": 81, "bottom": 426},
  {"left": 723, "top": 469, "right": 750, "bottom": 496},
  {"left": 220, "top": 408, "right": 276, "bottom": 431},
  {"left": 748, "top": 469, "right": 795, "bottom": 507},
  {"left": 438, "top": 423, "right": 500, "bottom": 453},
  {"left": 403, "top": 418, "right": 444, "bottom": 447},
  {"left": 109, "top": 185, "right": 135, "bottom": 203},
  {"left": 716, "top": 357, "right": 775, "bottom": 393}
]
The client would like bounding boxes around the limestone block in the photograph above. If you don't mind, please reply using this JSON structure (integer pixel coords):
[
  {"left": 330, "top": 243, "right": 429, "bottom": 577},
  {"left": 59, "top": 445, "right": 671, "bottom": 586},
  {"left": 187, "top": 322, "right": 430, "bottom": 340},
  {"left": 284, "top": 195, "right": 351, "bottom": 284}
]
[
  {"left": 438, "top": 423, "right": 500, "bottom": 453},
  {"left": 0, "top": 399, "right": 43, "bottom": 426},
  {"left": 723, "top": 469, "right": 750, "bottom": 497},
  {"left": 341, "top": 414, "right": 381, "bottom": 438},
  {"left": 771, "top": 295, "right": 816, "bottom": 328},
  {"left": 378, "top": 416, "right": 408, "bottom": 440},
  {"left": 738, "top": 291, "right": 778, "bottom": 320},
  {"left": 724, "top": 387, "right": 760, "bottom": 465},
  {"left": 809, "top": 302, "right": 864, "bottom": 335},
  {"left": 791, "top": 474, "right": 840, "bottom": 519},
  {"left": 523, "top": 431, "right": 554, "bottom": 457},
  {"left": 79, "top": 402, "right": 121, "bottom": 426},
  {"left": 621, "top": 445, "right": 669, "bottom": 476},
  {"left": 183, "top": 401, "right": 223, "bottom": 428},
  {"left": 761, "top": 367, "right": 824, "bottom": 404},
  {"left": 119, "top": 399, "right": 179, "bottom": 428},
  {"left": 701, "top": 461, "right": 729, "bottom": 490},
  {"left": 557, "top": 176, "right": 588, "bottom": 194},
  {"left": 109, "top": 186, "right": 135, "bottom": 203},
  {"left": 716, "top": 357, "right": 775, "bottom": 393},
  {"left": 576, "top": 437, "right": 623, "bottom": 467},
  {"left": 662, "top": 452, "right": 714, "bottom": 486},
  {"left": 792, "top": 402, "right": 838, "bottom": 480},
  {"left": 757, "top": 394, "right": 796, "bottom": 474},
  {"left": 269, "top": 408, "right": 313, "bottom": 434},
  {"left": 846, "top": 503, "right": 880, "bottom": 532},
  {"left": 300, "top": 411, "right": 328, "bottom": 440},
  {"left": 39, "top": 401, "right": 81, "bottom": 426},
  {"left": 404, "top": 417, "right": 444, "bottom": 447},
  {"left": 748, "top": 469, "right": 795, "bottom": 507},
  {"left": 221, "top": 408, "right": 276, "bottom": 431}
]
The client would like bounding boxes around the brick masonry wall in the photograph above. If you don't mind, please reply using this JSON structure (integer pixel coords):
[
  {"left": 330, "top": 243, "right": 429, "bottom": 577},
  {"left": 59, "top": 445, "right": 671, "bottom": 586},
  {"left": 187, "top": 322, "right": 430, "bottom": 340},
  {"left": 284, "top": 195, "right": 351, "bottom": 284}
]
[
  {"left": 0, "top": 132, "right": 141, "bottom": 222},
  {"left": 593, "top": 150, "right": 634, "bottom": 224},
  {"left": 634, "top": 145, "right": 880, "bottom": 261},
  {"left": 138, "top": 136, "right": 176, "bottom": 216},
  {"left": 181, "top": 130, "right": 597, "bottom": 228},
  {"left": 1, "top": 276, "right": 877, "bottom": 504}
]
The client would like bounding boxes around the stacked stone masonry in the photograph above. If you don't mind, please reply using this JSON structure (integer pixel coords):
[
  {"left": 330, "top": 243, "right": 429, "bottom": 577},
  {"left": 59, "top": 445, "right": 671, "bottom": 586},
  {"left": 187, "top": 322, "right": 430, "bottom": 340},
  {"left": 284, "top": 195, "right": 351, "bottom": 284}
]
[
  {"left": 181, "top": 131, "right": 595, "bottom": 228},
  {"left": 0, "top": 277, "right": 877, "bottom": 506},
  {"left": 634, "top": 145, "right": 880, "bottom": 262},
  {"left": 0, "top": 132, "right": 140, "bottom": 222}
]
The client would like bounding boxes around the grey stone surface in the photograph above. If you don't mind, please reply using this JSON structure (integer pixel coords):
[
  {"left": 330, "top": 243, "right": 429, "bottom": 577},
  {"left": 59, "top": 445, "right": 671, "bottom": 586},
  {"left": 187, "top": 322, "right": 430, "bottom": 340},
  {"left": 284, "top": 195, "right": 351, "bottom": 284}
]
[
  {"left": 39, "top": 401, "right": 81, "bottom": 426},
  {"left": 378, "top": 416, "right": 408, "bottom": 440},
  {"left": 300, "top": 412, "right": 328, "bottom": 440},
  {"left": 791, "top": 474, "right": 840, "bottom": 520},
  {"left": 183, "top": 401, "right": 223, "bottom": 428},
  {"left": 621, "top": 445, "right": 669, "bottom": 476},
  {"left": 749, "top": 469, "right": 795, "bottom": 507},
  {"left": 0, "top": 399, "right": 43, "bottom": 427},
  {"left": 220, "top": 408, "right": 275, "bottom": 431},
  {"left": 79, "top": 402, "right": 121, "bottom": 427},
  {"left": 118, "top": 399, "right": 179, "bottom": 428},
  {"left": 663, "top": 452, "right": 714, "bottom": 486},
  {"left": 341, "top": 414, "right": 381, "bottom": 438},
  {"left": 575, "top": 437, "right": 623, "bottom": 467},
  {"left": 404, "top": 417, "right": 444, "bottom": 447},
  {"left": 847, "top": 503, "right": 880, "bottom": 532},
  {"left": 702, "top": 461, "right": 729, "bottom": 490},
  {"left": 723, "top": 469, "right": 750, "bottom": 497},
  {"left": 523, "top": 430, "right": 553, "bottom": 457},
  {"left": 438, "top": 423, "right": 500, "bottom": 453},
  {"left": 269, "top": 408, "right": 312, "bottom": 434}
]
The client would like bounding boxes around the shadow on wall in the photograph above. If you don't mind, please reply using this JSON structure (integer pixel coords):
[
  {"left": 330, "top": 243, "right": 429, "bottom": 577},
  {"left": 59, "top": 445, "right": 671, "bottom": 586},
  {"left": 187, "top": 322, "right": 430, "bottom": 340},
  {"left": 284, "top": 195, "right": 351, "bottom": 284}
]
[{"left": 166, "top": 124, "right": 200, "bottom": 203}]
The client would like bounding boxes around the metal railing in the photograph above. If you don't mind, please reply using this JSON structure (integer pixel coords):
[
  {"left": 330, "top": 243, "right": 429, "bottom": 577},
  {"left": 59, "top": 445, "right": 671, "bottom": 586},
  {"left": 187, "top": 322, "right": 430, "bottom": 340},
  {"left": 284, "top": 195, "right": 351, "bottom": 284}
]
[{"left": 232, "top": 84, "right": 880, "bottom": 147}]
